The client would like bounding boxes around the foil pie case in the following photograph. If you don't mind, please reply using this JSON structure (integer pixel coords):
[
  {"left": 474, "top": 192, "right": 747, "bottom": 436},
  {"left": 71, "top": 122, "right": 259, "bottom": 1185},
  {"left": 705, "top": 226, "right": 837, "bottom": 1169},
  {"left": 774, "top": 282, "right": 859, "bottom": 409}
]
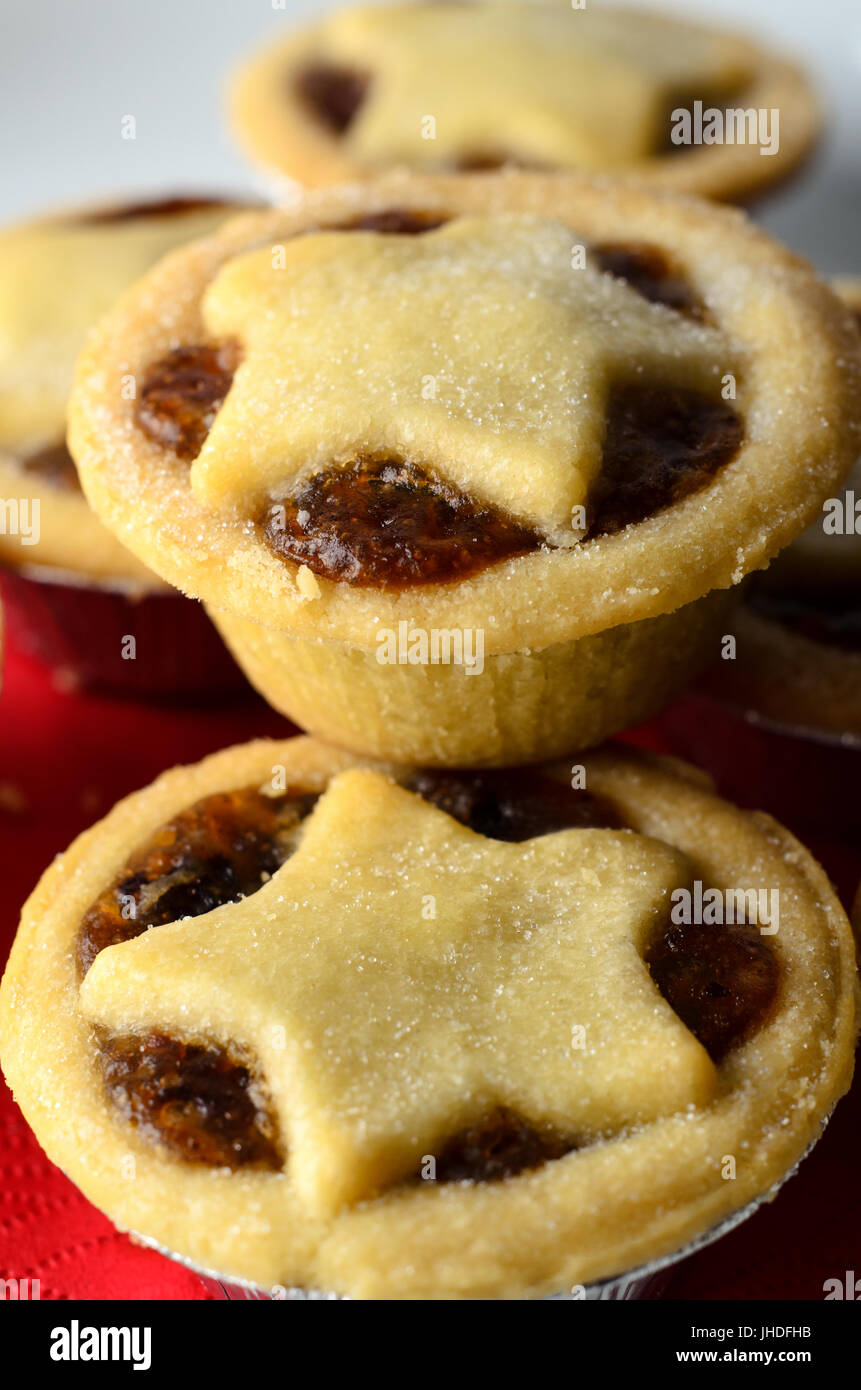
[{"left": 140, "top": 1138, "right": 819, "bottom": 1302}]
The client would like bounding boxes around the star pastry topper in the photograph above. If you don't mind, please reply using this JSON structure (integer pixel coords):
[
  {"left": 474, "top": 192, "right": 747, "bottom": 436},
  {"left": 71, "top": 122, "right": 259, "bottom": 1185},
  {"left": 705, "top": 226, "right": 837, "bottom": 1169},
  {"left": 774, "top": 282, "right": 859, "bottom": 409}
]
[
  {"left": 300, "top": 4, "right": 753, "bottom": 169},
  {"left": 193, "top": 216, "right": 733, "bottom": 545},
  {"left": 80, "top": 770, "right": 715, "bottom": 1218}
]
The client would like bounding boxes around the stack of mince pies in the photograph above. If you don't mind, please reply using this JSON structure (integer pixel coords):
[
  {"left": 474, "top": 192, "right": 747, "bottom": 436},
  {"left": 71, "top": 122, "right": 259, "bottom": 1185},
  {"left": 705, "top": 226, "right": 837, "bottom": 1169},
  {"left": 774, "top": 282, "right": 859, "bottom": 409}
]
[{"left": 1, "top": 0, "right": 859, "bottom": 1304}]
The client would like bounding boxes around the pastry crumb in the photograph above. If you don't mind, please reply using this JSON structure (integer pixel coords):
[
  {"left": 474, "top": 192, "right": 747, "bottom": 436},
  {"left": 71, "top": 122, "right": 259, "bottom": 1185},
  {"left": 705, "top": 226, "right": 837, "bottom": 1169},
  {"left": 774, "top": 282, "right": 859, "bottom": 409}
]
[{"left": 296, "top": 564, "right": 322, "bottom": 600}]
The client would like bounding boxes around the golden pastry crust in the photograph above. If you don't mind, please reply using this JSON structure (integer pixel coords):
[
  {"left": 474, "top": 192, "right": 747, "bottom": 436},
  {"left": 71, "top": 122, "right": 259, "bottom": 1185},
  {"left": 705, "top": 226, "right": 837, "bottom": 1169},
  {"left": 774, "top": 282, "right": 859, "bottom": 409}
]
[
  {"left": 767, "top": 278, "right": 861, "bottom": 591},
  {"left": 0, "top": 736, "right": 856, "bottom": 1299},
  {"left": 0, "top": 197, "right": 248, "bottom": 583},
  {"left": 230, "top": 2, "right": 820, "bottom": 204},
  {"left": 210, "top": 587, "right": 735, "bottom": 765},
  {"left": 68, "top": 173, "right": 861, "bottom": 652}
]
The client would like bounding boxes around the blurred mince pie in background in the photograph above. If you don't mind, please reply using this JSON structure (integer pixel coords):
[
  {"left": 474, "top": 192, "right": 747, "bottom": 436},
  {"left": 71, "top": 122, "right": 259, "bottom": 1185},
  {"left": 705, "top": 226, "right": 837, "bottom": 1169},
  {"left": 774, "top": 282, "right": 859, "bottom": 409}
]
[
  {"left": 230, "top": 1, "right": 820, "bottom": 203},
  {"left": 0, "top": 195, "right": 256, "bottom": 699},
  {"left": 700, "top": 278, "right": 861, "bottom": 743}
]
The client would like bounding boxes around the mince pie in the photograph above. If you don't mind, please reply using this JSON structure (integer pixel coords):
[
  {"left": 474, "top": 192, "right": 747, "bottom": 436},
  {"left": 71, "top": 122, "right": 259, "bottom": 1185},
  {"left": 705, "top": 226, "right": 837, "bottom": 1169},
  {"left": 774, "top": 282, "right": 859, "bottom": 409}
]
[
  {"left": 702, "top": 278, "right": 861, "bottom": 740},
  {"left": 67, "top": 173, "right": 861, "bottom": 761},
  {"left": 0, "top": 195, "right": 247, "bottom": 581},
  {"left": 0, "top": 195, "right": 252, "bottom": 695},
  {"left": 230, "top": 1, "right": 819, "bottom": 203},
  {"left": 0, "top": 737, "right": 855, "bottom": 1299}
]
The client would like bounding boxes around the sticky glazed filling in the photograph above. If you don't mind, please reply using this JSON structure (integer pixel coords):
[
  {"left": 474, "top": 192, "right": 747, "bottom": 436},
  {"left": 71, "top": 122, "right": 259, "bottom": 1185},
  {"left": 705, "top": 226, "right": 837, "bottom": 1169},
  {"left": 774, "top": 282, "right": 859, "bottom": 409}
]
[
  {"left": 646, "top": 920, "right": 780, "bottom": 1063},
  {"left": 402, "top": 766, "right": 625, "bottom": 840},
  {"left": 131, "top": 215, "right": 743, "bottom": 580},
  {"left": 431, "top": 1108, "right": 575, "bottom": 1184},
  {"left": 135, "top": 341, "right": 240, "bottom": 461},
  {"left": 589, "top": 383, "right": 743, "bottom": 537},
  {"left": 98, "top": 1031, "right": 283, "bottom": 1169},
  {"left": 260, "top": 383, "right": 742, "bottom": 582},
  {"left": 748, "top": 585, "right": 861, "bottom": 655},
  {"left": 82, "top": 768, "right": 780, "bottom": 1181},
  {"left": 263, "top": 458, "right": 543, "bottom": 587},
  {"left": 82, "top": 784, "right": 320, "bottom": 1171},
  {"left": 77, "top": 785, "right": 319, "bottom": 977}
]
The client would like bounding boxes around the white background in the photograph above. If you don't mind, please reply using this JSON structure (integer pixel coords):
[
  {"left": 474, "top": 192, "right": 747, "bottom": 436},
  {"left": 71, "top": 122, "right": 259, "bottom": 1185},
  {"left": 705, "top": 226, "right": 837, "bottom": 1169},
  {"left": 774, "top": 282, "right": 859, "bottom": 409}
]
[{"left": 0, "top": 0, "right": 859, "bottom": 271}]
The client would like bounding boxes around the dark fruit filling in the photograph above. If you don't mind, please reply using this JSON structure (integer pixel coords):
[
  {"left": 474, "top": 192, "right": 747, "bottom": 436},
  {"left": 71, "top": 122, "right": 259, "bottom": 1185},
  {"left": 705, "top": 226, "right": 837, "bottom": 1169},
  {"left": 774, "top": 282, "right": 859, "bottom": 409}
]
[
  {"left": 646, "top": 919, "right": 779, "bottom": 1063},
  {"left": 99, "top": 1031, "right": 282, "bottom": 1169},
  {"left": 136, "top": 341, "right": 239, "bottom": 460},
  {"left": 590, "top": 383, "right": 743, "bottom": 536},
  {"left": 77, "top": 785, "right": 318, "bottom": 977},
  {"left": 259, "top": 386, "right": 741, "bottom": 585},
  {"left": 294, "top": 62, "right": 370, "bottom": 134},
  {"left": 404, "top": 767, "right": 625, "bottom": 839},
  {"left": 658, "top": 87, "right": 751, "bottom": 158},
  {"left": 262, "top": 458, "right": 541, "bottom": 586},
  {"left": 749, "top": 585, "right": 861, "bottom": 654},
  {"left": 593, "top": 241, "right": 706, "bottom": 321},
  {"left": 333, "top": 208, "right": 450, "bottom": 235},
  {"left": 432, "top": 1108, "right": 574, "bottom": 1183},
  {"left": 453, "top": 151, "right": 546, "bottom": 172},
  {"left": 79, "top": 196, "right": 235, "bottom": 226},
  {"left": 85, "top": 786, "right": 317, "bottom": 1169},
  {"left": 21, "top": 440, "right": 81, "bottom": 492},
  {"left": 454, "top": 151, "right": 512, "bottom": 172}
]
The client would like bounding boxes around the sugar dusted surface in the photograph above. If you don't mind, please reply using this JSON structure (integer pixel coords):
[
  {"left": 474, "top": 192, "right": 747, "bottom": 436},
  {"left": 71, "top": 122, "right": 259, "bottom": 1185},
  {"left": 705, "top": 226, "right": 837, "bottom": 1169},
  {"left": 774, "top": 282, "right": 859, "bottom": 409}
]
[
  {"left": 194, "top": 215, "right": 733, "bottom": 547},
  {"left": 79, "top": 768, "right": 710, "bottom": 1219}
]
